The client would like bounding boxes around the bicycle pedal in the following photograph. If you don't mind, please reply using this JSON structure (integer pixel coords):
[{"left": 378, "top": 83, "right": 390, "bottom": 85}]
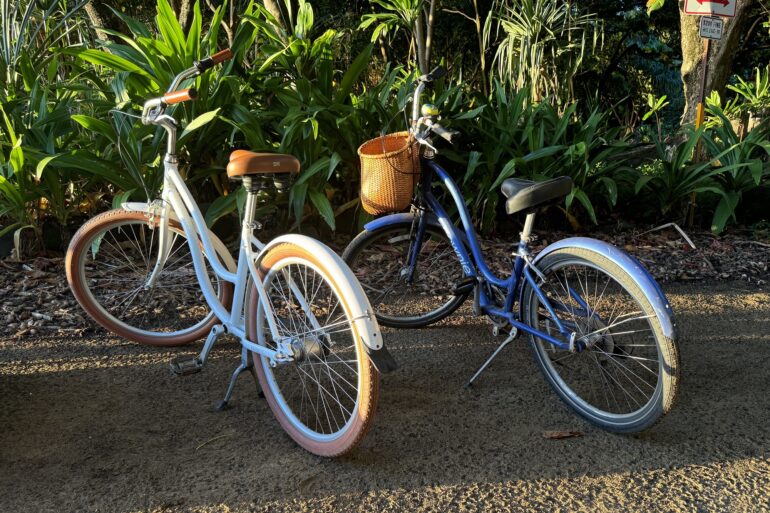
[{"left": 169, "top": 357, "right": 203, "bottom": 376}]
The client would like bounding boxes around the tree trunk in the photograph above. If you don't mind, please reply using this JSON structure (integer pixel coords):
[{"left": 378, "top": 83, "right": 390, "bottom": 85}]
[
  {"left": 83, "top": 1, "right": 122, "bottom": 41},
  {"left": 424, "top": 0, "right": 436, "bottom": 69},
  {"left": 679, "top": 1, "right": 756, "bottom": 124},
  {"left": 263, "top": 0, "right": 292, "bottom": 30},
  {"left": 177, "top": 0, "right": 193, "bottom": 32},
  {"left": 414, "top": 10, "right": 428, "bottom": 73}
]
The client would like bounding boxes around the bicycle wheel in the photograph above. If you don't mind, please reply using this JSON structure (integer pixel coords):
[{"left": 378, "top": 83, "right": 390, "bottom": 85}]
[
  {"left": 342, "top": 221, "right": 469, "bottom": 328},
  {"left": 521, "top": 247, "right": 679, "bottom": 433},
  {"left": 66, "top": 209, "right": 232, "bottom": 346},
  {"left": 247, "top": 242, "right": 379, "bottom": 457}
]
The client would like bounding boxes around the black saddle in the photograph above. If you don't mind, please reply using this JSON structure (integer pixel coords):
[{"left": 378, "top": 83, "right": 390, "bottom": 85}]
[{"left": 500, "top": 176, "right": 573, "bottom": 215}]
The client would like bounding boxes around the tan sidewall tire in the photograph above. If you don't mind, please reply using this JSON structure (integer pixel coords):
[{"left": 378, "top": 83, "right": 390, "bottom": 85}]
[
  {"left": 66, "top": 209, "right": 232, "bottom": 347},
  {"left": 247, "top": 243, "right": 379, "bottom": 457}
]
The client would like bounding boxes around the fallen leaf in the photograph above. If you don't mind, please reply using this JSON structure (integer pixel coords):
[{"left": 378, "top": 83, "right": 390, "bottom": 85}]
[{"left": 542, "top": 430, "right": 583, "bottom": 440}]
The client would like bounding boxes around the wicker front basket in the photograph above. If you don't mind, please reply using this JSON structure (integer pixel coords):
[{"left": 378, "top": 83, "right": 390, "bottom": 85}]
[{"left": 358, "top": 131, "right": 421, "bottom": 215}]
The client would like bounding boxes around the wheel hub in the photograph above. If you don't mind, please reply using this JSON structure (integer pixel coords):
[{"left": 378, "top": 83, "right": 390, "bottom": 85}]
[
  {"left": 290, "top": 336, "right": 325, "bottom": 362},
  {"left": 578, "top": 317, "right": 615, "bottom": 352}
]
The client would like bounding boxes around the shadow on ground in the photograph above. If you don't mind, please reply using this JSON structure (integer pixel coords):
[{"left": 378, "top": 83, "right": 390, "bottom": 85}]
[{"left": 1, "top": 282, "right": 769, "bottom": 512}]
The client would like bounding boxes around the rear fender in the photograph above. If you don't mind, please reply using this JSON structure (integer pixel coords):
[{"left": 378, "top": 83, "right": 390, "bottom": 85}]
[
  {"left": 529, "top": 237, "right": 675, "bottom": 340},
  {"left": 258, "top": 234, "right": 396, "bottom": 373}
]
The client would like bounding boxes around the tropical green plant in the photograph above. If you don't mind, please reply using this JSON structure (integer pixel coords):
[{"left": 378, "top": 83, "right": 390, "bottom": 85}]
[
  {"left": 360, "top": 0, "right": 426, "bottom": 69},
  {"left": 455, "top": 82, "right": 630, "bottom": 231},
  {"left": 701, "top": 109, "right": 770, "bottom": 233},
  {"left": 67, "top": 0, "right": 258, "bottom": 201},
  {"left": 483, "top": 0, "right": 603, "bottom": 106},
  {"left": 642, "top": 93, "right": 669, "bottom": 142},
  {"left": 0, "top": 0, "right": 96, "bottom": 253},
  {"left": 0, "top": 0, "right": 90, "bottom": 99},
  {"left": 240, "top": 0, "right": 376, "bottom": 229},
  {"left": 728, "top": 65, "right": 770, "bottom": 116},
  {"left": 633, "top": 126, "right": 739, "bottom": 224}
]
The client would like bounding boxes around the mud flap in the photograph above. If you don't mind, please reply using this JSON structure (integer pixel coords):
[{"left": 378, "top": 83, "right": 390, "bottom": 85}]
[{"left": 364, "top": 340, "right": 399, "bottom": 373}]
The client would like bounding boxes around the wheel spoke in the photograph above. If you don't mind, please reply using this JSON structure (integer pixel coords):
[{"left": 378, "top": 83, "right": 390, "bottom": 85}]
[
  {"left": 77, "top": 217, "right": 218, "bottom": 337},
  {"left": 528, "top": 258, "right": 665, "bottom": 420}
]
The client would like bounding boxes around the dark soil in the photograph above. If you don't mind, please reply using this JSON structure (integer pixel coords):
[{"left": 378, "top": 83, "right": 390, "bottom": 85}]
[
  {"left": 3, "top": 226, "right": 769, "bottom": 339},
  {"left": 2, "top": 280, "right": 770, "bottom": 512}
]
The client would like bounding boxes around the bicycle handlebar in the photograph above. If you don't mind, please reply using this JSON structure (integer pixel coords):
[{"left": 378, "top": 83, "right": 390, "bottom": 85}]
[
  {"left": 194, "top": 48, "right": 233, "bottom": 73},
  {"left": 144, "top": 49, "right": 232, "bottom": 124},
  {"left": 419, "top": 66, "right": 446, "bottom": 83},
  {"left": 429, "top": 121, "right": 461, "bottom": 146},
  {"left": 162, "top": 87, "right": 198, "bottom": 105}
]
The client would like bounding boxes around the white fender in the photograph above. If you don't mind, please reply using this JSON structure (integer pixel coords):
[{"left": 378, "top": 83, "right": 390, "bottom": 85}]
[
  {"left": 258, "top": 234, "right": 384, "bottom": 353},
  {"left": 121, "top": 202, "right": 237, "bottom": 272}
]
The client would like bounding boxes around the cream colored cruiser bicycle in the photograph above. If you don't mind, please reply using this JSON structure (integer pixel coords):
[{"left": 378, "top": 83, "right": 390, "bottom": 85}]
[{"left": 65, "top": 49, "right": 395, "bottom": 457}]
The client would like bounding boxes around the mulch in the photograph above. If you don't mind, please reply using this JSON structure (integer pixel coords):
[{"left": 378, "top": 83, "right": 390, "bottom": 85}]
[{"left": 1, "top": 225, "right": 768, "bottom": 339}]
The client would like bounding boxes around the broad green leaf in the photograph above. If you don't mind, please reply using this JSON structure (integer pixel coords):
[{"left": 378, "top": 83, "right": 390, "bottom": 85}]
[
  {"left": 599, "top": 176, "right": 618, "bottom": 206},
  {"left": 35, "top": 155, "right": 59, "bottom": 180},
  {"left": 71, "top": 115, "right": 116, "bottom": 142},
  {"left": 66, "top": 49, "right": 153, "bottom": 78},
  {"left": 290, "top": 182, "right": 308, "bottom": 224},
  {"left": 112, "top": 190, "right": 135, "bottom": 209},
  {"left": 711, "top": 191, "right": 739, "bottom": 234},
  {"left": 647, "top": 3, "right": 664, "bottom": 19},
  {"left": 573, "top": 188, "right": 597, "bottom": 224},
  {"left": 295, "top": 157, "right": 330, "bottom": 185},
  {"left": 179, "top": 108, "right": 222, "bottom": 141},
  {"left": 309, "top": 188, "right": 335, "bottom": 229},
  {"left": 10, "top": 137, "right": 24, "bottom": 174},
  {"left": 335, "top": 44, "right": 373, "bottom": 103},
  {"left": 455, "top": 106, "right": 485, "bottom": 120},
  {"left": 205, "top": 194, "right": 237, "bottom": 227},
  {"left": 463, "top": 151, "right": 483, "bottom": 185},
  {"left": 156, "top": 0, "right": 186, "bottom": 56}
]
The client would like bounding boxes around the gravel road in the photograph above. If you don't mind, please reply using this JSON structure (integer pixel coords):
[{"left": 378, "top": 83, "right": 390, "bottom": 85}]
[{"left": 1, "top": 281, "right": 769, "bottom": 513}]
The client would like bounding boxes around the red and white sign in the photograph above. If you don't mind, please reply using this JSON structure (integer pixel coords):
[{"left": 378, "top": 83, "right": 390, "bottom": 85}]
[{"left": 684, "top": 0, "right": 736, "bottom": 17}]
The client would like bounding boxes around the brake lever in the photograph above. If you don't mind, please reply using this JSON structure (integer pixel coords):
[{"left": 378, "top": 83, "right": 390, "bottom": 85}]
[{"left": 412, "top": 130, "right": 437, "bottom": 153}]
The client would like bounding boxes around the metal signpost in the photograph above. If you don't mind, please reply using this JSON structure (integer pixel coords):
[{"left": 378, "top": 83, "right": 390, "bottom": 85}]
[{"left": 684, "top": 0, "right": 736, "bottom": 226}]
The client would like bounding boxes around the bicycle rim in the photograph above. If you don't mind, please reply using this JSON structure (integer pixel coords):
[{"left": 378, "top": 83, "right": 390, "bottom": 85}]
[
  {"left": 70, "top": 213, "right": 221, "bottom": 342},
  {"left": 525, "top": 254, "right": 669, "bottom": 426},
  {"left": 255, "top": 256, "right": 368, "bottom": 444},
  {"left": 344, "top": 223, "right": 467, "bottom": 327}
]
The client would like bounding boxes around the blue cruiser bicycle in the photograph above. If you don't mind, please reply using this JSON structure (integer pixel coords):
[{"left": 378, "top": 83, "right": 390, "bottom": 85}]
[{"left": 343, "top": 68, "right": 680, "bottom": 433}]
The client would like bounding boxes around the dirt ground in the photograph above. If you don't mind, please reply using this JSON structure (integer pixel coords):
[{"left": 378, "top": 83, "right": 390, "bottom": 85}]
[{"left": 2, "top": 280, "right": 770, "bottom": 513}]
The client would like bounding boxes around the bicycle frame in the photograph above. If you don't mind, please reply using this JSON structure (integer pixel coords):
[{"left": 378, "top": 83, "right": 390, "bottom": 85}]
[
  {"left": 151, "top": 155, "right": 289, "bottom": 363},
  {"left": 412, "top": 158, "right": 577, "bottom": 351}
]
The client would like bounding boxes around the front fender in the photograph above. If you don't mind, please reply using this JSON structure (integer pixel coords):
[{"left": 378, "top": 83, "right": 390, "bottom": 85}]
[
  {"left": 531, "top": 237, "right": 675, "bottom": 340},
  {"left": 363, "top": 212, "right": 435, "bottom": 232},
  {"left": 364, "top": 212, "right": 471, "bottom": 248},
  {"left": 258, "top": 234, "right": 396, "bottom": 373}
]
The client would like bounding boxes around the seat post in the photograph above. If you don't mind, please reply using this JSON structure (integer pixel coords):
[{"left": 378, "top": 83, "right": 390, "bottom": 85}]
[
  {"left": 241, "top": 176, "right": 260, "bottom": 227},
  {"left": 521, "top": 212, "right": 536, "bottom": 243}
]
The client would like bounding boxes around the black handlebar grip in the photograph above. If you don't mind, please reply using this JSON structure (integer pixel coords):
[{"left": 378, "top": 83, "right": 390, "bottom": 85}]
[
  {"left": 419, "top": 66, "right": 446, "bottom": 83},
  {"left": 427, "top": 66, "right": 446, "bottom": 81},
  {"left": 431, "top": 123, "right": 461, "bottom": 146},
  {"left": 195, "top": 48, "right": 233, "bottom": 72}
]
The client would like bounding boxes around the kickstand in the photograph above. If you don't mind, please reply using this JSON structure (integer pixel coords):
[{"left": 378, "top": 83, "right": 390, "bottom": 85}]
[
  {"left": 216, "top": 347, "right": 263, "bottom": 411},
  {"left": 464, "top": 330, "right": 517, "bottom": 389}
]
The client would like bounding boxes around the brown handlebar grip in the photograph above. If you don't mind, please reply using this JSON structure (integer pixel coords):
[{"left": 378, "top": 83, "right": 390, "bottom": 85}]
[
  {"left": 210, "top": 48, "right": 233, "bottom": 64},
  {"left": 162, "top": 87, "right": 198, "bottom": 105}
]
